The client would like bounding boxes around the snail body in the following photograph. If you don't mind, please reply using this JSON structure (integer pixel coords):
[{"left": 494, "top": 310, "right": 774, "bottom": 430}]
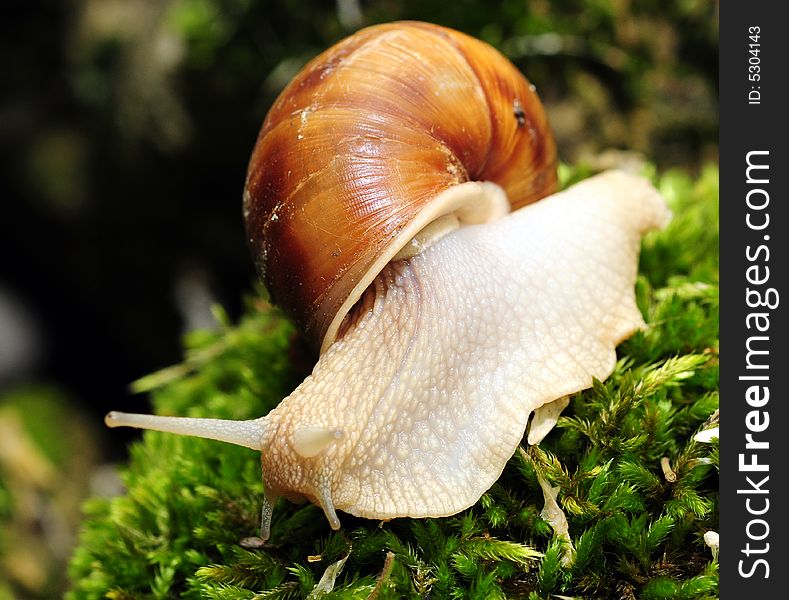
[{"left": 106, "top": 22, "right": 669, "bottom": 539}]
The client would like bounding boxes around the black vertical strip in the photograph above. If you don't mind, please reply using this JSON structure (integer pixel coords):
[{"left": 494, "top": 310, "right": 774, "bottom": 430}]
[{"left": 720, "top": 2, "right": 787, "bottom": 596}]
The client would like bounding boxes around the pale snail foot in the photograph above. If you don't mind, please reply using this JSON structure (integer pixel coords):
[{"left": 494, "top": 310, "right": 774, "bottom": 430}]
[
  {"left": 527, "top": 396, "right": 571, "bottom": 446},
  {"left": 258, "top": 492, "right": 276, "bottom": 542},
  {"left": 518, "top": 445, "right": 574, "bottom": 565}
]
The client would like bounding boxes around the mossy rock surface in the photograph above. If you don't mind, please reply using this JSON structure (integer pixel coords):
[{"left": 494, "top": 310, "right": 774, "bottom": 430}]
[{"left": 68, "top": 165, "right": 719, "bottom": 599}]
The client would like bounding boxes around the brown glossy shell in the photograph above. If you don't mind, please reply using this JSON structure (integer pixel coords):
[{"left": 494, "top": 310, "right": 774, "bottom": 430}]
[{"left": 243, "top": 21, "right": 558, "bottom": 352}]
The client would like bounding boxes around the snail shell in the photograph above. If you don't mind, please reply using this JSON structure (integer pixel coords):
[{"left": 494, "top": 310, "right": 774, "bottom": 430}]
[
  {"left": 106, "top": 22, "right": 669, "bottom": 539},
  {"left": 243, "top": 21, "right": 557, "bottom": 352}
]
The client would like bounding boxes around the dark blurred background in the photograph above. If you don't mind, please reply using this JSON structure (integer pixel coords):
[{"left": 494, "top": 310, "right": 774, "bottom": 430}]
[{"left": 1, "top": 0, "right": 717, "bottom": 595}]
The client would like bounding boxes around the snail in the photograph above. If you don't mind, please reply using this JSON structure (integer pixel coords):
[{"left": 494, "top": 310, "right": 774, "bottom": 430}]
[{"left": 105, "top": 22, "right": 669, "bottom": 540}]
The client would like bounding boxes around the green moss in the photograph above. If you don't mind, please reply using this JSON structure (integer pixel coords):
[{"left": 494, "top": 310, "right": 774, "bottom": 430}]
[{"left": 68, "top": 166, "right": 719, "bottom": 599}]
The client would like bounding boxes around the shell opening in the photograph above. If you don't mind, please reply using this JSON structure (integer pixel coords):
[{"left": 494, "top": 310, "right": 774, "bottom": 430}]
[{"left": 324, "top": 180, "right": 510, "bottom": 352}]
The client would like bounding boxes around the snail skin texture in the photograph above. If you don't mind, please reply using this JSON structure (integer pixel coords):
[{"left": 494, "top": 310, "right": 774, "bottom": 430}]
[{"left": 106, "top": 22, "right": 670, "bottom": 540}]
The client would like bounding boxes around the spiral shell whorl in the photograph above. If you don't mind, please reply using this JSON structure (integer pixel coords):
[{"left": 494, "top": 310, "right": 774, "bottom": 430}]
[{"left": 244, "top": 22, "right": 557, "bottom": 351}]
